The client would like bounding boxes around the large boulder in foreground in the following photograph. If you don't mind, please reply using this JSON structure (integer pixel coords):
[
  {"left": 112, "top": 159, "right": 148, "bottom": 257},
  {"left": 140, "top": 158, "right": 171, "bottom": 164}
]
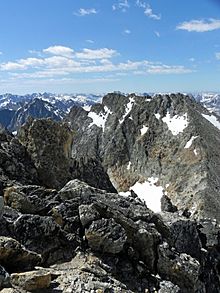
[{"left": 18, "top": 118, "right": 73, "bottom": 189}]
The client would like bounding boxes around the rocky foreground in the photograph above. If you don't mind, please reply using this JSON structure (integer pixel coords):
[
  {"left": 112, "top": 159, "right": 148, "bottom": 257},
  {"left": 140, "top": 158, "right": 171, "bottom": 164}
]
[{"left": 0, "top": 93, "right": 220, "bottom": 292}]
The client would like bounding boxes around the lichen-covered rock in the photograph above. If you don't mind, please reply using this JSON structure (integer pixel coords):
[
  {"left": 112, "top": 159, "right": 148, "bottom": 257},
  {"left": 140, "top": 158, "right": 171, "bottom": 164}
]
[
  {"left": 12, "top": 214, "right": 78, "bottom": 265},
  {"left": 85, "top": 218, "right": 127, "bottom": 254},
  {"left": 4, "top": 185, "right": 58, "bottom": 215},
  {"left": 79, "top": 204, "right": 100, "bottom": 227},
  {"left": 11, "top": 270, "right": 51, "bottom": 291},
  {"left": 18, "top": 118, "right": 73, "bottom": 189},
  {"left": 157, "top": 242, "right": 204, "bottom": 292}
]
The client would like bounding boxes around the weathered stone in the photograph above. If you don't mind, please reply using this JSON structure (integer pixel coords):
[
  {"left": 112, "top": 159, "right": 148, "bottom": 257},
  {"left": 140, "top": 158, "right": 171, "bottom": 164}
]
[
  {"left": 159, "top": 280, "right": 180, "bottom": 292},
  {"left": 11, "top": 270, "right": 51, "bottom": 291},
  {"left": 4, "top": 185, "right": 58, "bottom": 215},
  {"left": 85, "top": 218, "right": 127, "bottom": 254},
  {"left": 157, "top": 242, "right": 203, "bottom": 292},
  {"left": 79, "top": 204, "right": 100, "bottom": 227},
  {"left": 0, "top": 236, "right": 41, "bottom": 272},
  {"left": 12, "top": 214, "right": 77, "bottom": 265}
]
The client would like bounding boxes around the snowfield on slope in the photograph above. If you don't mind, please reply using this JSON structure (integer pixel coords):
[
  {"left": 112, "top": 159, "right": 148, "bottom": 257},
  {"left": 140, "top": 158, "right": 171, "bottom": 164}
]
[{"left": 120, "top": 177, "right": 164, "bottom": 213}]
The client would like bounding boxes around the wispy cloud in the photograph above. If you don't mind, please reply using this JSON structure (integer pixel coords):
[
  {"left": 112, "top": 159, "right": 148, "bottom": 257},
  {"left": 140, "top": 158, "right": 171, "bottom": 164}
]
[
  {"left": 189, "top": 58, "right": 195, "bottom": 62},
  {"left": 74, "top": 8, "right": 98, "bottom": 16},
  {"left": 75, "top": 48, "right": 118, "bottom": 59},
  {"left": 216, "top": 52, "right": 220, "bottom": 60},
  {"left": 154, "top": 31, "right": 160, "bottom": 37},
  {"left": 43, "top": 45, "right": 74, "bottom": 57},
  {"left": 0, "top": 51, "right": 3, "bottom": 55},
  {"left": 86, "top": 40, "right": 95, "bottom": 44},
  {"left": 177, "top": 19, "right": 220, "bottom": 32},
  {"left": 136, "top": 1, "right": 161, "bottom": 20},
  {"left": 144, "top": 4, "right": 161, "bottom": 20},
  {"left": 124, "top": 29, "right": 131, "bottom": 34},
  {"left": 112, "top": 0, "right": 130, "bottom": 12}
]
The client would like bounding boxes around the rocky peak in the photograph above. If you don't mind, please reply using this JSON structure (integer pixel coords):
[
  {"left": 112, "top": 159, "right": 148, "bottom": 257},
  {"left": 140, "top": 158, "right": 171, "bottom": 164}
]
[{"left": 67, "top": 92, "right": 220, "bottom": 221}]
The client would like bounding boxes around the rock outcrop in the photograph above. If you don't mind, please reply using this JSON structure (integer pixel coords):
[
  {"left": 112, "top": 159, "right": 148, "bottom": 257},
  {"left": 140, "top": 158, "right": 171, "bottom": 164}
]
[
  {"left": 0, "top": 126, "right": 38, "bottom": 189},
  {"left": 18, "top": 118, "right": 73, "bottom": 189}
]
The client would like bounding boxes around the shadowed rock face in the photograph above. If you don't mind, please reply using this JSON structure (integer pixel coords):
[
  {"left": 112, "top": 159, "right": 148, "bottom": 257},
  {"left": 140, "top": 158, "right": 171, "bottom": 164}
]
[
  {"left": 67, "top": 93, "right": 220, "bottom": 221},
  {"left": 0, "top": 126, "right": 38, "bottom": 189},
  {"left": 18, "top": 118, "right": 73, "bottom": 190}
]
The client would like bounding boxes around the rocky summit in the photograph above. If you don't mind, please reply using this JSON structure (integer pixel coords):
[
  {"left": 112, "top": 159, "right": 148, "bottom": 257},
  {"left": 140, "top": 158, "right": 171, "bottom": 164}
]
[{"left": 0, "top": 93, "right": 220, "bottom": 292}]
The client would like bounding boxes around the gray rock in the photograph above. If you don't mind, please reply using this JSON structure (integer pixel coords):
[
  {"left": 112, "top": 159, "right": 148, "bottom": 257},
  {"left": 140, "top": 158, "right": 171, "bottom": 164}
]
[
  {"left": 85, "top": 218, "right": 127, "bottom": 254},
  {"left": 0, "top": 196, "right": 4, "bottom": 217},
  {"left": 159, "top": 280, "right": 180, "bottom": 293},
  {"left": 0, "top": 265, "right": 10, "bottom": 289},
  {"left": 157, "top": 242, "right": 203, "bottom": 292},
  {"left": 79, "top": 204, "right": 100, "bottom": 227}
]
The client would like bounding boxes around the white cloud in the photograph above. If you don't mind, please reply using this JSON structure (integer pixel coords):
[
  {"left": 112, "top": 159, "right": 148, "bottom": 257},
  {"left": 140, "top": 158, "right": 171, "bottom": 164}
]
[
  {"left": 216, "top": 52, "right": 220, "bottom": 60},
  {"left": 147, "top": 65, "right": 193, "bottom": 74},
  {"left": 136, "top": 0, "right": 146, "bottom": 8},
  {"left": 144, "top": 4, "right": 161, "bottom": 20},
  {"left": 86, "top": 39, "right": 94, "bottom": 44},
  {"left": 155, "top": 31, "right": 160, "bottom": 37},
  {"left": 124, "top": 29, "right": 131, "bottom": 34},
  {"left": 75, "top": 8, "right": 98, "bottom": 16},
  {"left": 112, "top": 0, "right": 130, "bottom": 12},
  {"left": 43, "top": 45, "right": 74, "bottom": 57},
  {"left": 0, "top": 46, "right": 193, "bottom": 80},
  {"left": 177, "top": 19, "right": 220, "bottom": 32},
  {"left": 136, "top": 1, "right": 161, "bottom": 20},
  {"left": 189, "top": 57, "right": 195, "bottom": 62},
  {"left": 75, "top": 48, "right": 118, "bottom": 59},
  {"left": 0, "top": 51, "right": 3, "bottom": 55}
]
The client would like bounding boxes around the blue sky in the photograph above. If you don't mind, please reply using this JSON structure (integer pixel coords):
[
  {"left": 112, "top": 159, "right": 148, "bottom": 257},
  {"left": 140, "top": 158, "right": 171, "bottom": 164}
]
[{"left": 0, "top": 0, "right": 219, "bottom": 94}]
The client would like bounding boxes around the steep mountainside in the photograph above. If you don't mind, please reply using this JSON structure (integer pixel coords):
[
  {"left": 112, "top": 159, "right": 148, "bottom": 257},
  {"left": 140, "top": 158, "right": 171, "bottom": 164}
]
[{"left": 67, "top": 93, "right": 220, "bottom": 221}]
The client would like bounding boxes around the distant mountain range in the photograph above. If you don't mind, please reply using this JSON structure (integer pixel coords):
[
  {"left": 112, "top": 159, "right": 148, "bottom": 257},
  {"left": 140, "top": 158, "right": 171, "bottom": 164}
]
[
  {"left": 0, "top": 92, "right": 219, "bottom": 132},
  {"left": 0, "top": 93, "right": 101, "bottom": 131}
]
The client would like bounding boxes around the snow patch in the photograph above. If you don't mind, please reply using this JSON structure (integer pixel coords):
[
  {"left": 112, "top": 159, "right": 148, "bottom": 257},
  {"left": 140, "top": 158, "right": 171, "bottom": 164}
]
[
  {"left": 162, "top": 113, "right": 188, "bottom": 135},
  {"left": 194, "top": 149, "right": 198, "bottom": 156},
  {"left": 120, "top": 177, "right": 164, "bottom": 213},
  {"left": 83, "top": 105, "right": 92, "bottom": 111},
  {"left": 202, "top": 113, "right": 220, "bottom": 130},
  {"left": 155, "top": 113, "right": 161, "bottom": 120},
  {"left": 127, "top": 161, "right": 131, "bottom": 170},
  {"left": 184, "top": 136, "right": 198, "bottom": 149},
  {"left": 119, "top": 97, "right": 135, "bottom": 124},
  {"left": 88, "top": 106, "right": 112, "bottom": 131},
  {"left": 140, "top": 125, "right": 149, "bottom": 136}
]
